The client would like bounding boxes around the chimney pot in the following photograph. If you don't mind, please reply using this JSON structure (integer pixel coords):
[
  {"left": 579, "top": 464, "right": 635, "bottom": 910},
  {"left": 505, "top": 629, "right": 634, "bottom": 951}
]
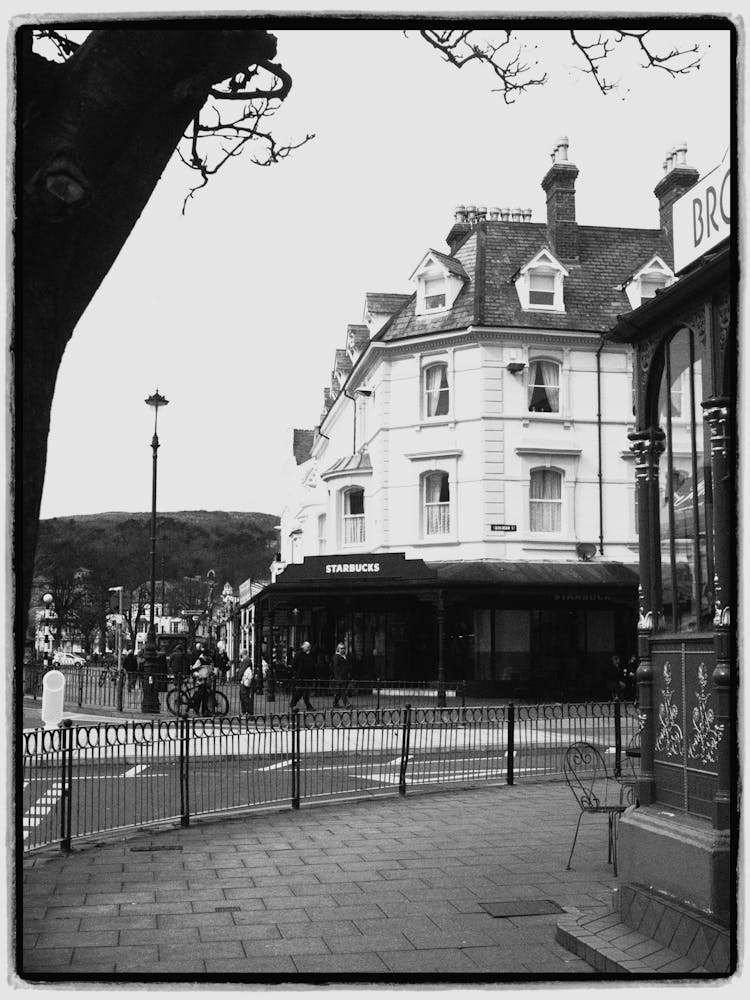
[
  {"left": 488, "top": 207, "right": 500, "bottom": 221},
  {"left": 476, "top": 205, "right": 487, "bottom": 220},
  {"left": 454, "top": 204, "right": 467, "bottom": 222},
  {"left": 555, "top": 136, "right": 570, "bottom": 162},
  {"left": 500, "top": 207, "right": 510, "bottom": 221},
  {"left": 511, "top": 207, "right": 522, "bottom": 222}
]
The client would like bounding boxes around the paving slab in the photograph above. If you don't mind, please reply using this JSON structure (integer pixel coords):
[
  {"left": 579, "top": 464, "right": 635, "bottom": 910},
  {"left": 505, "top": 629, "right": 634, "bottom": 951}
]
[{"left": 19, "top": 781, "right": 690, "bottom": 983}]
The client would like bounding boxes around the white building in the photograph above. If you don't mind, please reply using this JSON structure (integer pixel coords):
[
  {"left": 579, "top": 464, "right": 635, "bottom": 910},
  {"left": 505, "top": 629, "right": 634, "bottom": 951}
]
[{"left": 256, "top": 138, "right": 697, "bottom": 699}]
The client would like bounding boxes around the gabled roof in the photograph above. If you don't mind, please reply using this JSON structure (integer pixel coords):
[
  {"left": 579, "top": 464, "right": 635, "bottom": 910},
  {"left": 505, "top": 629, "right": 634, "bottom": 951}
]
[
  {"left": 376, "top": 220, "right": 673, "bottom": 342},
  {"left": 513, "top": 246, "right": 569, "bottom": 280},
  {"left": 617, "top": 253, "right": 673, "bottom": 289},
  {"left": 409, "top": 248, "right": 470, "bottom": 282}
]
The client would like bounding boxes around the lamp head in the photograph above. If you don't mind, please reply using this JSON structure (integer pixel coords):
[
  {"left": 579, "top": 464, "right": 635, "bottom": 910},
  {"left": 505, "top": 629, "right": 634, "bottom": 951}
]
[{"left": 145, "top": 389, "right": 169, "bottom": 411}]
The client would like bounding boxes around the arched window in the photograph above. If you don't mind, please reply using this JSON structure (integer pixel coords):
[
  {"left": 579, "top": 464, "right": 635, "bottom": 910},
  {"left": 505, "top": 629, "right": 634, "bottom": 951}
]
[
  {"left": 528, "top": 359, "right": 560, "bottom": 413},
  {"left": 423, "top": 471, "right": 450, "bottom": 536},
  {"left": 424, "top": 362, "right": 449, "bottom": 418},
  {"left": 529, "top": 468, "right": 562, "bottom": 532},
  {"left": 657, "top": 327, "right": 713, "bottom": 631},
  {"left": 342, "top": 487, "right": 366, "bottom": 545}
]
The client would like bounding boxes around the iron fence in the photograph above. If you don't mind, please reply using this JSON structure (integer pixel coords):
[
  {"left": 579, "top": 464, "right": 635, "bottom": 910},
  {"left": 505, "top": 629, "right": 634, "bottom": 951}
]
[
  {"left": 23, "top": 664, "right": 489, "bottom": 716},
  {"left": 21, "top": 701, "right": 639, "bottom": 854}
]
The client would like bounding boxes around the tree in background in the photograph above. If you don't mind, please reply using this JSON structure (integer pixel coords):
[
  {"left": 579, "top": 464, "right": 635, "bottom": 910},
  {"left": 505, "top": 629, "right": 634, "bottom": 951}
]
[{"left": 16, "top": 22, "right": 707, "bottom": 628}]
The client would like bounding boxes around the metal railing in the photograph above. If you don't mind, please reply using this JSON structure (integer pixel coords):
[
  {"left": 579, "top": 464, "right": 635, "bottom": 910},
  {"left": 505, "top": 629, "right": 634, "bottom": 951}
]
[{"left": 21, "top": 701, "right": 639, "bottom": 853}]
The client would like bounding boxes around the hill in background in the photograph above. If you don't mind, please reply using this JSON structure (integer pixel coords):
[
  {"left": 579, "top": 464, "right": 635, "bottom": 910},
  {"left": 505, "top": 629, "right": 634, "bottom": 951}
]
[{"left": 35, "top": 510, "right": 280, "bottom": 590}]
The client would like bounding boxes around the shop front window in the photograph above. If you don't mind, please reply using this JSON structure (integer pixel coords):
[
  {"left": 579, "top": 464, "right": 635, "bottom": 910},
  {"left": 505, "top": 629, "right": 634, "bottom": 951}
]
[{"left": 657, "top": 326, "right": 714, "bottom": 631}]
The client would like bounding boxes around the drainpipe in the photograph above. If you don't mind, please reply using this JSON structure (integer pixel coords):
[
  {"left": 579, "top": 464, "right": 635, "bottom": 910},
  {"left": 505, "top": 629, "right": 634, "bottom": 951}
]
[{"left": 596, "top": 336, "right": 605, "bottom": 555}]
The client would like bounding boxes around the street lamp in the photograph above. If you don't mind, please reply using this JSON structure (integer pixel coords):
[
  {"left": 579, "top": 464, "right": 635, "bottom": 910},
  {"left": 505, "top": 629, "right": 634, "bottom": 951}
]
[
  {"left": 108, "top": 586, "right": 124, "bottom": 675},
  {"left": 41, "top": 592, "right": 54, "bottom": 667},
  {"left": 142, "top": 388, "right": 169, "bottom": 712}
]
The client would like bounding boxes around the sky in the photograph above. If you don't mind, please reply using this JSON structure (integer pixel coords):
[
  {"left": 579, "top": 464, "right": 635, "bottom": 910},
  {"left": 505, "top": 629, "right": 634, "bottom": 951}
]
[{"left": 19, "top": 14, "right": 734, "bottom": 521}]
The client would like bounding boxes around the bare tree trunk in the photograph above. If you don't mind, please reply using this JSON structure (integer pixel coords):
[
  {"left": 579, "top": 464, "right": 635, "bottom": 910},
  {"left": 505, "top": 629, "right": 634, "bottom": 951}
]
[{"left": 17, "top": 26, "right": 276, "bottom": 632}]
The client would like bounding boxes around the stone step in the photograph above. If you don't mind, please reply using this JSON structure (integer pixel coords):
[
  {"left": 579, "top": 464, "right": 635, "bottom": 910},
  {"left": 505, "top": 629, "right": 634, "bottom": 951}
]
[{"left": 556, "top": 907, "right": 709, "bottom": 975}]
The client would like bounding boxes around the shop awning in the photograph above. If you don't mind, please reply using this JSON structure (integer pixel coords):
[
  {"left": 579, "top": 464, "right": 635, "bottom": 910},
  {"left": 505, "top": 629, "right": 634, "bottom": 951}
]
[
  {"left": 250, "top": 555, "right": 639, "bottom": 605},
  {"left": 430, "top": 561, "right": 640, "bottom": 588}
]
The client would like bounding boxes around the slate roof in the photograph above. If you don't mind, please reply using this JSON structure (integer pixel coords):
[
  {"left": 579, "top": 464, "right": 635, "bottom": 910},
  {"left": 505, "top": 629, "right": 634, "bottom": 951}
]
[
  {"left": 364, "top": 293, "right": 412, "bottom": 315},
  {"left": 374, "top": 220, "right": 673, "bottom": 343}
]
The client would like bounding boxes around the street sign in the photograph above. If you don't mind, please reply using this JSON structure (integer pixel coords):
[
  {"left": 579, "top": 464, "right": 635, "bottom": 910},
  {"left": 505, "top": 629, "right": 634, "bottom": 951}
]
[
  {"left": 673, "top": 151, "right": 730, "bottom": 273},
  {"left": 490, "top": 524, "right": 517, "bottom": 532}
]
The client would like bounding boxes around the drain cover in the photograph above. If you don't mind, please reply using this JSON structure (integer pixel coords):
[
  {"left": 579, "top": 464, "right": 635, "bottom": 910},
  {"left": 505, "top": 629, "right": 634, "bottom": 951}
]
[
  {"left": 480, "top": 899, "right": 564, "bottom": 918},
  {"left": 130, "top": 844, "right": 183, "bottom": 852}
]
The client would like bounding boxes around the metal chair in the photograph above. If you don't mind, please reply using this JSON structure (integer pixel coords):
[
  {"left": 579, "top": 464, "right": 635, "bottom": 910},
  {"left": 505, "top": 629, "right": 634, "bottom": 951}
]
[{"left": 563, "top": 741, "right": 629, "bottom": 876}]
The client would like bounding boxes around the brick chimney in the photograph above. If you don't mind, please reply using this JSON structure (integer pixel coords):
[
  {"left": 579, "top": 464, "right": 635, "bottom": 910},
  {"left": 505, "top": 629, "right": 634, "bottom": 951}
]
[
  {"left": 446, "top": 205, "right": 472, "bottom": 253},
  {"left": 541, "top": 136, "right": 579, "bottom": 261},
  {"left": 654, "top": 142, "right": 700, "bottom": 245}
]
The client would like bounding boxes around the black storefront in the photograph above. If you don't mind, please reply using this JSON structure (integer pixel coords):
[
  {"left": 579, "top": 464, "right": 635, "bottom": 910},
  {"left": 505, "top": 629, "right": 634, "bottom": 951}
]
[
  {"left": 251, "top": 553, "right": 638, "bottom": 701},
  {"left": 610, "top": 239, "right": 735, "bottom": 934}
]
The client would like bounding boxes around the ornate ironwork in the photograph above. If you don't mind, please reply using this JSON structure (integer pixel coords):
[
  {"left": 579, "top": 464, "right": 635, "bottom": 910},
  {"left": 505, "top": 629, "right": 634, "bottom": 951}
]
[
  {"left": 655, "top": 661, "right": 684, "bottom": 758},
  {"left": 687, "top": 662, "right": 724, "bottom": 765}
]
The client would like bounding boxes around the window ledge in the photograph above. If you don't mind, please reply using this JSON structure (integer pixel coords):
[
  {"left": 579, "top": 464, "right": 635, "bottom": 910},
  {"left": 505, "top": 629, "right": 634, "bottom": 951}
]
[
  {"left": 414, "top": 537, "right": 460, "bottom": 547},
  {"left": 416, "top": 418, "right": 455, "bottom": 431}
]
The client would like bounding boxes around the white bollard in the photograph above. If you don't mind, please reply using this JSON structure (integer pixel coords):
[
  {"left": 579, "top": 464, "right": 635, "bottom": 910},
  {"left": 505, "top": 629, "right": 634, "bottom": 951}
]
[{"left": 41, "top": 669, "right": 66, "bottom": 730}]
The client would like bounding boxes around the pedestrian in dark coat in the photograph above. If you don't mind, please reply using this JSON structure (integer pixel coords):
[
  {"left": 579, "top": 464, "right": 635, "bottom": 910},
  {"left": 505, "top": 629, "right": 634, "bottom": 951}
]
[
  {"left": 123, "top": 648, "right": 138, "bottom": 690},
  {"left": 168, "top": 643, "right": 189, "bottom": 679},
  {"left": 332, "top": 643, "right": 353, "bottom": 709},
  {"left": 289, "top": 641, "right": 316, "bottom": 711}
]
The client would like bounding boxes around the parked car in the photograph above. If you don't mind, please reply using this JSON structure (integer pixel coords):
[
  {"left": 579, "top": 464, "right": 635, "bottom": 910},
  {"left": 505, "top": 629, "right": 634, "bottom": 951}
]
[{"left": 51, "top": 650, "right": 87, "bottom": 667}]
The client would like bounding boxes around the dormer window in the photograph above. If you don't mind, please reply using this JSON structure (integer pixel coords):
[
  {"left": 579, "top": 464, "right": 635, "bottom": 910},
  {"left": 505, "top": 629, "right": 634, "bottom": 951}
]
[
  {"left": 410, "top": 250, "right": 468, "bottom": 317},
  {"left": 424, "top": 274, "right": 446, "bottom": 311},
  {"left": 514, "top": 249, "right": 568, "bottom": 312},
  {"left": 622, "top": 255, "right": 675, "bottom": 310}
]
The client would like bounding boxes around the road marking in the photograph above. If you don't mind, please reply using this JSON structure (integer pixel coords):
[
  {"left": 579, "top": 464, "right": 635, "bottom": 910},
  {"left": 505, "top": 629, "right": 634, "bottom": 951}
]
[
  {"left": 123, "top": 764, "right": 149, "bottom": 778},
  {"left": 257, "top": 760, "right": 292, "bottom": 772},
  {"left": 23, "top": 782, "right": 63, "bottom": 840}
]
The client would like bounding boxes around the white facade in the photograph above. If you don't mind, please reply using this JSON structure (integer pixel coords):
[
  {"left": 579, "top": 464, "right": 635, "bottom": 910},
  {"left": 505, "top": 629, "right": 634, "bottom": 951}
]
[{"left": 280, "top": 332, "right": 638, "bottom": 567}]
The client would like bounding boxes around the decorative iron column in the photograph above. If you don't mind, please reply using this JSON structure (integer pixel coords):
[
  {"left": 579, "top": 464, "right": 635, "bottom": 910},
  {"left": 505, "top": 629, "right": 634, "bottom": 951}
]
[
  {"left": 704, "top": 398, "right": 732, "bottom": 831},
  {"left": 629, "top": 427, "right": 665, "bottom": 807},
  {"left": 436, "top": 591, "right": 446, "bottom": 708},
  {"left": 266, "top": 608, "right": 276, "bottom": 703}
]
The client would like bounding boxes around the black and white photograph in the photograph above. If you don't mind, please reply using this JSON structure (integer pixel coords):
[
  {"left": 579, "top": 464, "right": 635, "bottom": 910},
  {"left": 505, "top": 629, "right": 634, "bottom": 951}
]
[{"left": 9, "top": 3, "right": 739, "bottom": 988}]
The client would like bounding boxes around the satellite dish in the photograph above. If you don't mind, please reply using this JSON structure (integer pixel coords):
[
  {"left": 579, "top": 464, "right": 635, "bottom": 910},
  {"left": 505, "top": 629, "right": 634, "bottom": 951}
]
[{"left": 576, "top": 543, "right": 597, "bottom": 562}]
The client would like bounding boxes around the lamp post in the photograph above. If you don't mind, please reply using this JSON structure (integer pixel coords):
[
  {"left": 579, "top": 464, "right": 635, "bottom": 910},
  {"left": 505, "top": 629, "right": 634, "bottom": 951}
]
[
  {"left": 108, "top": 586, "right": 124, "bottom": 675},
  {"left": 41, "top": 592, "right": 54, "bottom": 668},
  {"left": 142, "top": 389, "right": 168, "bottom": 712}
]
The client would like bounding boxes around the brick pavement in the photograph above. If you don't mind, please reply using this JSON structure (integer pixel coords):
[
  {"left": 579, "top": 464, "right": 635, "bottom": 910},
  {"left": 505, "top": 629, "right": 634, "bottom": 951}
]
[{"left": 20, "top": 782, "right": 634, "bottom": 982}]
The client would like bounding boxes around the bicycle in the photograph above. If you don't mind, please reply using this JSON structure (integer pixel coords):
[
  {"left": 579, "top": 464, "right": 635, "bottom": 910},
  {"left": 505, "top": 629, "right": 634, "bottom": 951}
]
[
  {"left": 166, "top": 674, "right": 229, "bottom": 718},
  {"left": 98, "top": 660, "right": 123, "bottom": 687}
]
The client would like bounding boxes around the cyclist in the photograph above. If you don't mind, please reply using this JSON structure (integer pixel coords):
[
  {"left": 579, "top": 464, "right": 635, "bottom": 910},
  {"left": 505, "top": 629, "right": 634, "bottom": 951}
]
[{"left": 189, "top": 651, "right": 215, "bottom": 716}]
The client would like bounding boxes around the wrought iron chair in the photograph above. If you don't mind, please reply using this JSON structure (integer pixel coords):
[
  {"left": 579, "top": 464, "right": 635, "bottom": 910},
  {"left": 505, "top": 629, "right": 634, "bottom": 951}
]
[{"left": 563, "top": 741, "right": 629, "bottom": 876}]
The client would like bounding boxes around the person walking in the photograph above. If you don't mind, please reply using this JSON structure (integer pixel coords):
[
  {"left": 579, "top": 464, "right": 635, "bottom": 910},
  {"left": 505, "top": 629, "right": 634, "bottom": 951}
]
[
  {"left": 168, "top": 642, "right": 189, "bottom": 680},
  {"left": 189, "top": 651, "right": 214, "bottom": 716},
  {"left": 332, "top": 642, "right": 353, "bottom": 709},
  {"left": 123, "top": 647, "right": 138, "bottom": 691},
  {"left": 289, "top": 640, "right": 316, "bottom": 712},
  {"left": 239, "top": 652, "right": 254, "bottom": 716}
]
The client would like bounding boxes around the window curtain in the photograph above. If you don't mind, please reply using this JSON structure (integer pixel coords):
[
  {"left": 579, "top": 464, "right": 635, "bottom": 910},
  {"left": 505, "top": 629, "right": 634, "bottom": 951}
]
[
  {"left": 425, "top": 472, "right": 449, "bottom": 504},
  {"left": 425, "top": 364, "right": 449, "bottom": 417},
  {"left": 346, "top": 489, "right": 364, "bottom": 516},
  {"left": 528, "top": 360, "right": 560, "bottom": 412},
  {"left": 530, "top": 469, "right": 561, "bottom": 531}
]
